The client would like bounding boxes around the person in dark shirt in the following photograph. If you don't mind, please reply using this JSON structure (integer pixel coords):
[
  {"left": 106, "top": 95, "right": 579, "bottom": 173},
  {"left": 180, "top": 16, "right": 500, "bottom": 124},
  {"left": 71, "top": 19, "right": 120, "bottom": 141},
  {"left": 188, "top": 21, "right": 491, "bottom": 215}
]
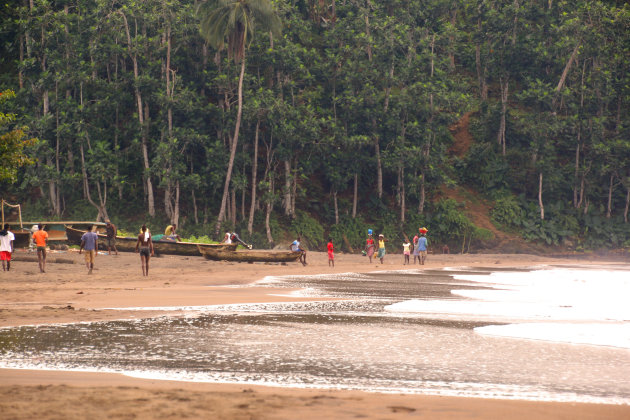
[{"left": 105, "top": 220, "right": 118, "bottom": 255}]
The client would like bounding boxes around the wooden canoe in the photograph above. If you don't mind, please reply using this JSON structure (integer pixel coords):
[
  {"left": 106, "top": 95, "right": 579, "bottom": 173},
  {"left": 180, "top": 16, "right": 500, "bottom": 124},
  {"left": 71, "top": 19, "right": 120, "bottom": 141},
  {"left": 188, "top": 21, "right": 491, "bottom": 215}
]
[
  {"left": 65, "top": 226, "right": 237, "bottom": 256},
  {"left": 11, "top": 221, "right": 106, "bottom": 243},
  {"left": 197, "top": 245, "right": 303, "bottom": 263}
]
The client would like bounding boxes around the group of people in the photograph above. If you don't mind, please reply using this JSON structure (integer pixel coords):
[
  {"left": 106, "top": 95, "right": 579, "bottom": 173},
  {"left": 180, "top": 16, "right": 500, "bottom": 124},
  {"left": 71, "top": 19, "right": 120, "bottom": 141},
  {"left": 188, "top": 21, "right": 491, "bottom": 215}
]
[
  {"left": 1, "top": 219, "right": 429, "bottom": 275},
  {"left": 364, "top": 227, "right": 428, "bottom": 265}
]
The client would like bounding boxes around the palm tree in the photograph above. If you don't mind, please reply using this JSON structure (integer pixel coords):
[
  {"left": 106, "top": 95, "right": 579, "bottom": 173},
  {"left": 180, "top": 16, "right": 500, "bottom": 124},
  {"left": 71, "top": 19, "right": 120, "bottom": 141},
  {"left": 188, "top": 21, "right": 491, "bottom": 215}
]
[{"left": 198, "top": 0, "right": 281, "bottom": 237}]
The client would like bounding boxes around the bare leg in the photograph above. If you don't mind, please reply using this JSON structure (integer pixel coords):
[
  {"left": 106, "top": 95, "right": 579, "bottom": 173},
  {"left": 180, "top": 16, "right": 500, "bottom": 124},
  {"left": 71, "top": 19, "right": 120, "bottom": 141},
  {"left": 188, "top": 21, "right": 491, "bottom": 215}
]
[
  {"left": 2, "top": 260, "right": 6, "bottom": 271},
  {"left": 145, "top": 255, "right": 150, "bottom": 276},
  {"left": 37, "top": 249, "right": 46, "bottom": 273},
  {"left": 140, "top": 254, "right": 147, "bottom": 276}
]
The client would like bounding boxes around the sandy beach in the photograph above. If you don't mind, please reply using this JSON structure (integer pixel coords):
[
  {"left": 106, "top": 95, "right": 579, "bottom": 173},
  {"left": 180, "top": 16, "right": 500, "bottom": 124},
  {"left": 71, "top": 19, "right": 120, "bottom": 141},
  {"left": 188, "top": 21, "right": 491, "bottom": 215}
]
[{"left": 1, "top": 249, "right": 628, "bottom": 419}]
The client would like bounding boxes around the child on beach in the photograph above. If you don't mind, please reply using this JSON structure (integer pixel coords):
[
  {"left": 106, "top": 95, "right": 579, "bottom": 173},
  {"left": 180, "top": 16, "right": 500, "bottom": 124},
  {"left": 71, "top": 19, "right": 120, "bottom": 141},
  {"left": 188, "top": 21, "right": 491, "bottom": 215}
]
[
  {"left": 377, "top": 234, "right": 388, "bottom": 264},
  {"left": 402, "top": 240, "right": 411, "bottom": 265},
  {"left": 327, "top": 237, "right": 334, "bottom": 267},
  {"left": 412, "top": 233, "right": 421, "bottom": 264},
  {"left": 0, "top": 224, "right": 14, "bottom": 272}
]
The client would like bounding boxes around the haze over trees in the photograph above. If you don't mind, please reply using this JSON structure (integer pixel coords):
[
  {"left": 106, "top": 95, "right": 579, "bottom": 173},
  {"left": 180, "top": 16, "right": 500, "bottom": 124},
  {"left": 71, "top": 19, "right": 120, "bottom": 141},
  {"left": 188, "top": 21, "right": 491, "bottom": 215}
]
[{"left": 1, "top": 0, "right": 628, "bottom": 251}]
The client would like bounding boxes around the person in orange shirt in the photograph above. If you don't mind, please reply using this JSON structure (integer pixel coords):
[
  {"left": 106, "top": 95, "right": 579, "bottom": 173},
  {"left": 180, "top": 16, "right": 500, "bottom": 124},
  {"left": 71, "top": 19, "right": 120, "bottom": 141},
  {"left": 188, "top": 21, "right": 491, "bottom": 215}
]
[
  {"left": 32, "top": 223, "right": 48, "bottom": 273},
  {"left": 327, "top": 237, "right": 334, "bottom": 267}
]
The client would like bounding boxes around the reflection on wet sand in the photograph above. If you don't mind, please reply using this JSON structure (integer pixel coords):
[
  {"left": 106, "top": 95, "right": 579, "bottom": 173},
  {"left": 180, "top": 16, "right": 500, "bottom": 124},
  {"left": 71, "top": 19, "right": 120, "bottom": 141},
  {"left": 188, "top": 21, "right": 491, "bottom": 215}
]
[{"left": 0, "top": 267, "right": 628, "bottom": 404}]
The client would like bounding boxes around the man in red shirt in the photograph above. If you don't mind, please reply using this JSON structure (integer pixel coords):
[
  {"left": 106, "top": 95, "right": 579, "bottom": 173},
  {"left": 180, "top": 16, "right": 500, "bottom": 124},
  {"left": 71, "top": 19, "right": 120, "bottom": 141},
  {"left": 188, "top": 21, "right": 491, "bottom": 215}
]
[
  {"left": 32, "top": 224, "right": 48, "bottom": 273},
  {"left": 327, "top": 237, "right": 334, "bottom": 267}
]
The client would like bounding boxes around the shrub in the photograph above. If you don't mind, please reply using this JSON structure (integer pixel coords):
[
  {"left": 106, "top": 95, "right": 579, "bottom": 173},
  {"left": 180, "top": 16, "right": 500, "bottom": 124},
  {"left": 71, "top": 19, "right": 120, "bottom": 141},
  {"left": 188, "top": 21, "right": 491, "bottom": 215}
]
[
  {"left": 291, "top": 210, "right": 325, "bottom": 250},
  {"left": 491, "top": 195, "right": 523, "bottom": 227}
]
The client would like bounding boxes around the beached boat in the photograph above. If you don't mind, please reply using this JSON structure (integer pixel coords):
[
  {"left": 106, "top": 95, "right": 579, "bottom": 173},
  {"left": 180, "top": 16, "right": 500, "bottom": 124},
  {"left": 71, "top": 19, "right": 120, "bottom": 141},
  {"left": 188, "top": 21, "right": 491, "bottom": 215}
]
[
  {"left": 65, "top": 226, "right": 237, "bottom": 256},
  {"left": 8, "top": 221, "right": 107, "bottom": 248},
  {"left": 197, "top": 245, "right": 302, "bottom": 263}
]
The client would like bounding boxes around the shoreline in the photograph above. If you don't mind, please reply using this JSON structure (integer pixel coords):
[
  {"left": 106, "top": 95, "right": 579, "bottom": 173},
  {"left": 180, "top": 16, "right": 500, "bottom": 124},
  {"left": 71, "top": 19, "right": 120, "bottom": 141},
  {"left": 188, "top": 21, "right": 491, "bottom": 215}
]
[{"left": 1, "top": 251, "right": 628, "bottom": 419}]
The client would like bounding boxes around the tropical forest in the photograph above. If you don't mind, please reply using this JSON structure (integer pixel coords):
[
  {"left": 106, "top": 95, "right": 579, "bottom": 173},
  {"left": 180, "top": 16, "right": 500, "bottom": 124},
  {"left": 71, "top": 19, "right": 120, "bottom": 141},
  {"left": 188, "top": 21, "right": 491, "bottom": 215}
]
[{"left": 1, "top": 0, "right": 629, "bottom": 253}]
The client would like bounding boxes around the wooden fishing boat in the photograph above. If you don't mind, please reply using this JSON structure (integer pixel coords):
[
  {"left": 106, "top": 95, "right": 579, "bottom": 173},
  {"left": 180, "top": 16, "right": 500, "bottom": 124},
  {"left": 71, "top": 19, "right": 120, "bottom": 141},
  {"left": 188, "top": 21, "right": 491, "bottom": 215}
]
[
  {"left": 197, "top": 245, "right": 303, "bottom": 263},
  {"left": 65, "top": 226, "right": 237, "bottom": 256},
  {"left": 10, "top": 221, "right": 106, "bottom": 246},
  {"left": 11, "top": 231, "right": 31, "bottom": 248}
]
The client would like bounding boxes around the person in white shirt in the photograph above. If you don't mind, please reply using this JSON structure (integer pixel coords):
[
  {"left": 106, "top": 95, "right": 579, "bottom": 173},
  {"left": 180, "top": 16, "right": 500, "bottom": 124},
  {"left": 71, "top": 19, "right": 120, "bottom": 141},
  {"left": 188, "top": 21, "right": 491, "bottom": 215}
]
[
  {"left": 0, "top": 224, "right": 15, "bottom": 272},
  {"left": 290, "top": 235, "right": 307, "bottom": 266}
]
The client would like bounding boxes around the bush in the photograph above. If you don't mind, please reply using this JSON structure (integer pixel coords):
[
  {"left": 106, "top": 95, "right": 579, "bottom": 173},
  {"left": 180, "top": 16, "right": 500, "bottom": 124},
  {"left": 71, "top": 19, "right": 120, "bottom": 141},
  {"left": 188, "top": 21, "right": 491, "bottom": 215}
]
[
  {"left": 491, "top": 195, "right": 523, "bottom": 227},
  {"left": 291, "top": 210, "right": 325, "bottom": 250},
  {"left": 328, "top": 216, "right": 370, "bottom": 252}
]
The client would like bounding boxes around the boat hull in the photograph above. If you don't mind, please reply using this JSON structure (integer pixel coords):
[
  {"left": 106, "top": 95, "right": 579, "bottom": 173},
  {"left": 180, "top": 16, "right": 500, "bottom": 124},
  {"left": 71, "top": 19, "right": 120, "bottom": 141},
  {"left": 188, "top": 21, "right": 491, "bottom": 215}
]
[
  {"left": 198, "top": 246, "right": 302, "bottom": 262},
  {"left": 65, "top": 226, "right": 237, "bottom": 256}
]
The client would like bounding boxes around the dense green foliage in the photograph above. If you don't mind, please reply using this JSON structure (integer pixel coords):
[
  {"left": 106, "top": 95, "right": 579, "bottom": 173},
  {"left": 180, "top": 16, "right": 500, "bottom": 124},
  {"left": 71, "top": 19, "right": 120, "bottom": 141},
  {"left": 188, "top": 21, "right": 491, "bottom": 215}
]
[{"left": 1, "top": 0, "right": 629, "bottom": 251}]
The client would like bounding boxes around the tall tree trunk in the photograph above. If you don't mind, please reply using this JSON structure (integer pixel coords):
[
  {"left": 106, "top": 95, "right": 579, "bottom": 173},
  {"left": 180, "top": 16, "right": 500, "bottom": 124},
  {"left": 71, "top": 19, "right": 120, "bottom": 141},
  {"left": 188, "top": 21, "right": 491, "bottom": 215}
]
[
  {"left": 192, "top": 189, "right": 199, "bottom": 225},
  {"left": 291, "top": 157, "right": 298, "bottom": 216},
  {"left": 215, "top": 53, "right": 246, "bottom": 236},
  {"left": 400, "top": 167, "right": 406, "bottom": 223},
  {"left": 553, "top": 41, "right": 581, "bottom": 109},
  {"left": 333, "top": 190, "right": 339, "bottom": 224},
  {"left": 80, "top": 144, "right": 109, "bottom": 221},
  {"left": 573, "top": 128, "right": 581, "bottom": 208},
  {"left": 119, "top": 11, "right": 154, "bottom": 216},
  {"left": 475, "top": 17, "right": 488, "bottom": 100},
  {"left": 607, "top": 174, "right": 614, "bottom": 219},
  {"left": 538, "top": 172, "right": 545, "bottom": 220},
  {"left": 352, "top": 173, "right": 358, "bottom": 218},
  {"left": 265, "top": 176, "right": 274, "bottom": 246},
  {"left": 248, "top": 120, "right": 260, "bottom": 234},
  {"left": 173, "top": 180, "right": 180, "bottom": 228},
  {"left": 419, "top": 170, "right": 425, "bottom": 214},
  {"left": 497, "top": 76, "right": 509, "bottom": 155},
  {"left": 283, "top": 160, "right": 292, "bottom": 216},
  {"left": 624, "top": 186, "right": 629, "bottom": 223},
  {"left": 230, "top": 187, "right": 237, "bottom": 226}
]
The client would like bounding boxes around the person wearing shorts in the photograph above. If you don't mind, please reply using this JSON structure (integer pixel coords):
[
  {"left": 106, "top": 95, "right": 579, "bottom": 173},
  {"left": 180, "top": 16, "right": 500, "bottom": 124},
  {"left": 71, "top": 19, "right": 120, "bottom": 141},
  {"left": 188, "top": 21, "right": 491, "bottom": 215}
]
[
  {"left": 105, "top": 220, "right": 118, "bottom": 255},
  {"left": 0, "top": 224, "right": 15, "bottom": 272},
  {"left": 32, "top": 223, "right": 48, "bottom": 273},
  {"left": 80, "top": 225, "right": 99, "bottom": 274},
  {"left": 135, "top": 224, "right": 154, "bottom": 276}
]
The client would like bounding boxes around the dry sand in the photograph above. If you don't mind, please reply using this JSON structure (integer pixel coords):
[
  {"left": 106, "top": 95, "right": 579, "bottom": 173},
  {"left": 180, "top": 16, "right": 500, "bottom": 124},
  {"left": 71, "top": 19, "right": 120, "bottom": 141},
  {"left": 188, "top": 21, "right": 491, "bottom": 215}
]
[{"left": 0, "top": 249, "right": 628, "bottom": 419}]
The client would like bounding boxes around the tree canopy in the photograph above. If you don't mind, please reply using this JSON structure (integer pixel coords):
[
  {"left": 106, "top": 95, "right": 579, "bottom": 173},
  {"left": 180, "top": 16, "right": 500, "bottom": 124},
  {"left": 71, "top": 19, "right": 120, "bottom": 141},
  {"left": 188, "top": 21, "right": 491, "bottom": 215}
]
[{"left": 0, "top": 0, "right": 628, "bottom": 250}]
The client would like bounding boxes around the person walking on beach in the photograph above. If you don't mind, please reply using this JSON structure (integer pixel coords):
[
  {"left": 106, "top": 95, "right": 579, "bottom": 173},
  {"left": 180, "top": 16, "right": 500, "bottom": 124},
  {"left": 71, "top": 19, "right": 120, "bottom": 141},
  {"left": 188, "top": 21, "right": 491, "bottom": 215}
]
[
  {"left": 402, "top": 239, "right": 411, "bottom": 265},
  {"left": 412, "top": 233, "right": 421, "bottom": 264},
  {"left": 105, "top": 220, "right": 118, "bottom": 255},
  {"left": 291, "top": 235, "right": 307, "bottom": 266},
  {"left": 377, "top": 234, "right": 388, "bottom": 264},
  {"left": 365, "top": 231, "right": 375, "bottom": 263},
  {"left": 0, "top": 224, "right": 15, "bottom": 272},
  {"left": 417, "top": 231, "right": 428, "bottom": 265},
  {"left": 135, "top": 225, "right": 154, "bottom": 276},
  {"left": 79, "top": 225, "right": 98, "bottom": 274},
  {"left": 32, "top": 223, "right": 48, "bottom": 273},
  {"left": 327, "top": 237, "right": 334, "bottom": 267}
]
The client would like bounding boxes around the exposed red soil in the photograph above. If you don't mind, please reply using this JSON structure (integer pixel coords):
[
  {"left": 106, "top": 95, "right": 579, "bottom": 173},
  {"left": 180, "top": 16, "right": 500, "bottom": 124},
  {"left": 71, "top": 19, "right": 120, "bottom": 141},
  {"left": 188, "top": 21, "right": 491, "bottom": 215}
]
[{"left": 448, "top": 111, "right": 474, "bottom": 157}]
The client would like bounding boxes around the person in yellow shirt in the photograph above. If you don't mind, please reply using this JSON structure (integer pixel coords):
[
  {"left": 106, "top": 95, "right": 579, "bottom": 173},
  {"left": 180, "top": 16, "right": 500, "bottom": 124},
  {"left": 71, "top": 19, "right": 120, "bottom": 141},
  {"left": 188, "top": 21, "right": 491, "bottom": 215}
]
[
  {"left": 164, "top": 224, "right": 181, "bottom": 242},
  {"left": 377, "top": 234, "right": 388, "bottom": 265},
  {"left": 32, "top": 223, "right": 48, "bottom": 273}
]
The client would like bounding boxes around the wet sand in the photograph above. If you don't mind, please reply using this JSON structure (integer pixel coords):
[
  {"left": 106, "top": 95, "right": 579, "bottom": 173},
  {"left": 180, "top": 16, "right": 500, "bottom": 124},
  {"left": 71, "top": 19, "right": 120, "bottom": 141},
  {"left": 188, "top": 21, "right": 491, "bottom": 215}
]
[{"left": 1, "top": 249, "right": 628, "bottom": 419}]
